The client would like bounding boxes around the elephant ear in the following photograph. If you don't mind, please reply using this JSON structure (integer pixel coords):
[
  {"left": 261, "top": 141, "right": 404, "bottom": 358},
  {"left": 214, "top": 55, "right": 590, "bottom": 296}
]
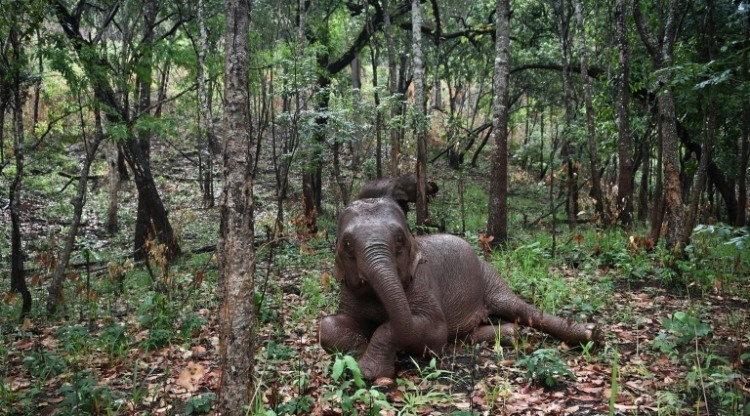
[
  {"left": 409, "top": 240, "right": 424, "bottom": 278},
  {"left": 333, "top": 243, "right": 359, "bottom": 286},
  {"left": 333, "top": 252, "right": 345, "bottom": 282}
]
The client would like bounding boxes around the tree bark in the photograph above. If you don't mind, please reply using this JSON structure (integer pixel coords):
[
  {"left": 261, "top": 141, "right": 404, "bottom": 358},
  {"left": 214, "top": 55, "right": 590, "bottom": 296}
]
[
  {"left": 633, "top": 0, "right": 683, "bottom": 251},
  {"left": 615, "top": 0, "right": 633, "bottom": 228},
  {"left": 412, "top": 0, "right": 429, "bottom": 229},
  {"left": 8, "top": 26, "right": 32, "bottom": 319},
  {"left": 554, "top": 0, "right": 578, "bottom": 228},
  {"left": 217, "top": 0, "right": 256, "bottom": 413},
  {"left": 487, "top": 0, "right": 511, "bottom": 245},
  {"left": 740, "top": 7, "right": 750, "bottom": 226},
  {"left": 133, "top": 0, "right": 157, "bottom": 262},
  {"left": 47, "top": 105, "right": 106, "bottom": 315},
  {"left": 575, "top": 0, "right": 604, "bottom": 223},
  {"left": 106, "top": 139, "right": 120, "bottom": 234},
  {"left": 383, "top": 0, "right": 401, "bottom": 176},
  {"left": 198, "top": 0, "right": 215, "bottom": 207}
]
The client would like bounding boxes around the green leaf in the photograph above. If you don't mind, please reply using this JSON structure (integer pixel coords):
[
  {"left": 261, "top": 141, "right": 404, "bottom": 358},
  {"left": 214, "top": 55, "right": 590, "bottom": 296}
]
[{"left": 332, "top": 357, "right": 345, "bottom": 381}]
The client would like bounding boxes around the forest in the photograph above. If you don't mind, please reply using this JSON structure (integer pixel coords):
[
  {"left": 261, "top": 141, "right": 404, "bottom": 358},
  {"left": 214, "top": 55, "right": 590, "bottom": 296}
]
[{"left": 0, "top": 0, "right": 749, "bottom": 415}]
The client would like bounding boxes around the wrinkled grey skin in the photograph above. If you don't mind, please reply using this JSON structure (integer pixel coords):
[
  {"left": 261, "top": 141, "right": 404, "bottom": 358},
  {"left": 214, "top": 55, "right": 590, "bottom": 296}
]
[
  {"left": 357, "top": 174, "right": 439, "bottom": 214},
  {"left": 318, "top": 198, "right": 600, "bottom": 380}
]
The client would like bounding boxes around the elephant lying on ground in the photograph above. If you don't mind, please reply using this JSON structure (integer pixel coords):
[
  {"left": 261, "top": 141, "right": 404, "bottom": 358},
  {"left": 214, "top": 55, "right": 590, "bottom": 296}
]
[
  {"left": 318, "top": 198, "right": 600, "bottom": 380},
  {"left": 357, "top": 174, "right": 439, "bottom": 214}
]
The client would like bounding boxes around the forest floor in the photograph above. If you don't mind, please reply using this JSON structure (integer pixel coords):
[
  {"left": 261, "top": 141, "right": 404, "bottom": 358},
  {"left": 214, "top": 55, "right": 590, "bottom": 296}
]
[{"left": 1, "top": 145, "right": 749, "bottom": 415}]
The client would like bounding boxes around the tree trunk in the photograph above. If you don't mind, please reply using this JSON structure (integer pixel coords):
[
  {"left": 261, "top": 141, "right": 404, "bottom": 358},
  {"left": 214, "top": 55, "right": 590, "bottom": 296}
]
[
  {"left": 106, "top": 139, "right": 120, "bottom": 234},
  {"left": 575, "top": 0, "right": 604, "bottom": 223},
  {"left": 637, "top": 136, "right": 650, "bottom": 222},
  {"left": 412, "top": 0, "right": 429, "bottom": 229},
  {"left": 351, "top": 55, "right": 363, "bottom": 169},
  {"left": 554, "top": 0, "right": 578, "bottom": 228},
  {"left": 47, "top": 106, "right": 106, "bottom": 315},
  {"left": 615, "top": 0, "right": 633, "bottom": 228},
  {"left": 487, "top": 0, "right": 511, "bottom": 245},
  {"left": 633, "top": 0, "right": 683, "bottom": 251},
  {"left": 383, "top": 0, "right": 400, "bottom": 176},
  {"left": 683, "top": 0, "right": 716, "bottom": 243},
  {"left": 198, "top": 0, "right": 215, "bottom": 208},
  {"left": 217, "top": 0, "right": 256, "bottom": 412},
  {"left": 9, "top": 32, "right": 31, "bottom": 318},
  {"left": 133, "top": 0, "right": 157, "bottom": 261},
  {"left": 651, "top": 121, "right": 665, "bottom": 242},
  {"left": 683, "top": 113, "right": 711, "bottom": 243},
  {"left": 740, "top": 8, "right": 750, "bottom": 227}
]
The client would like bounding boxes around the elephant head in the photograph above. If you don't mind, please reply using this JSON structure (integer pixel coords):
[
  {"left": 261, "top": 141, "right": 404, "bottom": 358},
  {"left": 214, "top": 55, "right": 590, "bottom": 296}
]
[
  {"left": 357, "top": 174, "right": 439, "bottom": 214},
  {"left": 333, "top": 198, "right": 423, "bottom": 349}
]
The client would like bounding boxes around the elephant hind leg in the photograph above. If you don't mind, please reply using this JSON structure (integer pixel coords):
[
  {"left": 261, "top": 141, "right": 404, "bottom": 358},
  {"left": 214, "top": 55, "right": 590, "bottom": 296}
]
[
  {"left": 472, "top": 322, "right": 518, "bottom": 346},
  {"left": 481, "top": 262, "right": 601, "bottom": 345},
  {"left": 318, "top": 314, "right": 374, "bottom": 355}
]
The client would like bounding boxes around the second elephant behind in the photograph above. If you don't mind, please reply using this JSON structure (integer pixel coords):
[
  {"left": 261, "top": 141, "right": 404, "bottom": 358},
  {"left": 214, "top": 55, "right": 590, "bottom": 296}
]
[{"left": 357, "top": 173, "right": 439, "bottom": 214}]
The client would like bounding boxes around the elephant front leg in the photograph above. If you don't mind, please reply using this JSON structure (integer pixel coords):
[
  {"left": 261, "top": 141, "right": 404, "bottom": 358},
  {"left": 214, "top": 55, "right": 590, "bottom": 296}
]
[
  {"left": 318, "top": 314, "right": 374, "bottom": 355},
  {"left": 359, "top": 315, "right": 448, "bottom": 380}
]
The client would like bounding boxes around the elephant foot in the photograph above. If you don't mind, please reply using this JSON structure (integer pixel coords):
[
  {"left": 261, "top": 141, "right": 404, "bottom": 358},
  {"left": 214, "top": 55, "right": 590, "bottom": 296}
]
[
  {"left": 563, "top": 322, "right": 603, "bottom": 346},
  {"left": 358, "top": 354, "right": 395, "bottom": 381},
  {"left": 472, "top": 323, "right": 518, "bottom": 346},
  {"left": 583, "top": 323, "right": 603, "bottom": 344}
]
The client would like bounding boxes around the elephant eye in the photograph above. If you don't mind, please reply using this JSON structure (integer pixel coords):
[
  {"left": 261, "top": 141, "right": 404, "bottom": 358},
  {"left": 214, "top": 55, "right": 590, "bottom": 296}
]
[
  {"left": 343, "top": 239, "right": 355, "bottom": 257},
  {"left": 395, "top": 234, "right": 405, "bottom": 254}
]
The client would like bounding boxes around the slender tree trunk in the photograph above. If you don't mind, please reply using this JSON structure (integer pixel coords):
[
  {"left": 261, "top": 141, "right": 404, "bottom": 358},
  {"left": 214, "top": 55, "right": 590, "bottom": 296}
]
[
  {"left": 634, "top": 0, "right": 683, "bottom": 251},
  {"left": 683, "top": 113, "right": 711, "bottom": 243},
  {"left": 383, "top": 0, "right": 400, "bottom": 176},
  {"left": 554, "top": 0, "right": 578, "bottom": 228},
  {"left": 198, "top": 0, "right": 215, "bottom": 207},
  {"left": 487, "top": 0, "right": 511, "bottom": 245},
  {"left": 683, "top": 0, "right": 715, "bottom": 242},
  {"left": 739, "top": 9, "right": 750, "bottom": 226},
  {"left": 575, "top": 0, "right": 604, "bottom": 223},
  {"left": 47, "top": 104, "right": 106, "bottom": 315},
  {"left": 371, "top": 44, "right": 383, "bottom": 178},
  {"left": 9, "top": 30, "right": 31, "bottom": 318},
  {"left": 615, "top": 0, "right": 633, "bottom": 228},
  {"left": 651, "top": 121, "right": 665, "bottom": 242},
  {"left": 106, "top": 139, "right": 120, "bottom": 234},
  {"left": 218, "top": 0, "right": 256, "bottom": 412},
  {"left": 637, "top": 136, "right": 650, "bottom": 222},
  {"left": 133, "top": 0, "right": 157, "bottom": 261},
  {"left": 351, "top": 56, "right": 363, "bottom": 168},
  {"left": 412, "top": 0, "right": 429, "bottom": 229}
]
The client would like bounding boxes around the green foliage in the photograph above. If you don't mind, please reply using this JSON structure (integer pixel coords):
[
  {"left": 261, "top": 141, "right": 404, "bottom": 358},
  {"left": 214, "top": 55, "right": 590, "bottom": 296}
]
[
  {"left": 98, "top": 323, "right": 133, "bottom": 360},
  {"left": 136, "top": 292, "right": 178, "bottom": 351},
  {"left": 184, "top": 392, "right": 216, "bottom": 415},
  {"left": 55, "top": 325, "right": 92, "bottom": 354},
  {"left": 515, "top": 349, "right": 576, "bottom": 387},
  {"left": 57, "top": 371, "right": 117, "bottom": 415},
  {"left": 324, "top": 354, "right": 392, "bottom": 415},
  {"left": 23, "top": 350, "right": 68, "bottom": 379},
  {"left": 395, "top": 358, "right": 457, "bottom": 415},
  {"left": 652, "top": 311, "right": 712, "bottom": 354}
]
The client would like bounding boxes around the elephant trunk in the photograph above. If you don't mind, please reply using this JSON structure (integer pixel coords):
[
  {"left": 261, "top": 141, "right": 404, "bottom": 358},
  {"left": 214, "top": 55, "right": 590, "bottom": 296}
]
[{"left": 361, "top": 245, "right": 416, "bottom": 350}]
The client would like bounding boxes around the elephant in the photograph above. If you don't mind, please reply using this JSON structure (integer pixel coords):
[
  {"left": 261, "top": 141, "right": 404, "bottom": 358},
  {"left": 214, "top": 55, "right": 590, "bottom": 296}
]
[
  {"left": 318, "top": 198, "right": 600, "bottom": 380},
  {"left": 357, "top": 174, "right": 439, "bottom": 214}
]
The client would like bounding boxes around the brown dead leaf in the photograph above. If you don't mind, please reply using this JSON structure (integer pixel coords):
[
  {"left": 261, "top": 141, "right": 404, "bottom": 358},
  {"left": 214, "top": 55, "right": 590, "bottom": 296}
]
[
  {"left": 176, "top": 370, "right": 194, "bottom": 391},
  {"left": 21, "top": 318, "right": 32, "bottom": 331},
  {"left": 374, "top": 376, "right": 394, "bottom": 386},
  {"left": 3, "top": 291, "right": 17, "bottom": 305},
  {"left": 321, "top": 271, "right": 330, "bottom": 289}
]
